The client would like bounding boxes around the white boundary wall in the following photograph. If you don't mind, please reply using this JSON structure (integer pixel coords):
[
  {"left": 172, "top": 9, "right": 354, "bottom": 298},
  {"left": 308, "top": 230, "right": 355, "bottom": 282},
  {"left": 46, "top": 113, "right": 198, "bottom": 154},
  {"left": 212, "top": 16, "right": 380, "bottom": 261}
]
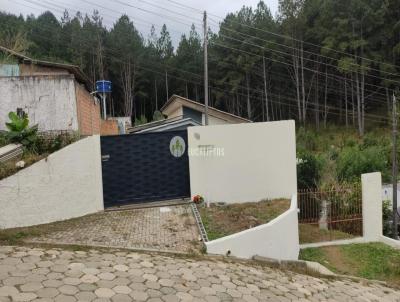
[
  {"left": 0, "top": 135, "right": 104, "bottom": 229},
  {"left": 188, "top": 121, "right": 297, "bottom": 203},
  {"left": 301, "top": 172, "right": 400, "bottom": 249},
  {"left": 206, "top": 194, "right": 300, "bottom": 260}
]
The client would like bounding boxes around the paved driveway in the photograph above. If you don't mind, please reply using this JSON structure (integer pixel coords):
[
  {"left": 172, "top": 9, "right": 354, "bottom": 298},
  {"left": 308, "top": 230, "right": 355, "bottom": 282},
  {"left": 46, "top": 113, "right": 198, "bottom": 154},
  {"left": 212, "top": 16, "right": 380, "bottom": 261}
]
[
  {"left": 28, "top": 205, "right": 200, "bottom": 253},
  {"left": 0, "top": 245, "right": 399, "bottom": 302}
]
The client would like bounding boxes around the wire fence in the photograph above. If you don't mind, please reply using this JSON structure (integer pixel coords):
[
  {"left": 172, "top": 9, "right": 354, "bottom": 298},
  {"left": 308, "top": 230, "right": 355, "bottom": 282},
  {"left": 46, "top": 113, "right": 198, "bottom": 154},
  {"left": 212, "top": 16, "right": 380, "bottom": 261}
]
[{"left": 298, "top": 184, "right": 362, "bottom": 244}]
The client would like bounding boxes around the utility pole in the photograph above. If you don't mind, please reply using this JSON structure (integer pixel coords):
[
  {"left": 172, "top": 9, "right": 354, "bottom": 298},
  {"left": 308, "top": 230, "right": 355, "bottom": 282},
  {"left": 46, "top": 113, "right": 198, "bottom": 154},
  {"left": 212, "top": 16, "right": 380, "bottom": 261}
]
[
  {"left": 263, "top": 55, "right": 269, "bottom": 121},
  {"left": 203, "top": 10, "right": 209, "bottom": 125},
  {"left": 392, "top": 93, "right": 399, "bottom": 239},
  {"left": 165, "top": 70, "right": 169, "bottom": 101}
]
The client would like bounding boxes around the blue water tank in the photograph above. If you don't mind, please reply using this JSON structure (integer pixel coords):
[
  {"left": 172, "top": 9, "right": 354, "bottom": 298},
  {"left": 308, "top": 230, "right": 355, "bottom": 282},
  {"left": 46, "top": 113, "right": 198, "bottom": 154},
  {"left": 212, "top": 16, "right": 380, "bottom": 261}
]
[{"left": 96, "top": 80, "right": 112, "bottom": 93}]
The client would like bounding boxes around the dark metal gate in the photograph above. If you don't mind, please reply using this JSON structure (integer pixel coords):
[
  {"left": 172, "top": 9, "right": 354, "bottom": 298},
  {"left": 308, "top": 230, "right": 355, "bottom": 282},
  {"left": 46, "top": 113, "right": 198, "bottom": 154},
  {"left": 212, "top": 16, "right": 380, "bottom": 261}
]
[{"left": 101, "top": 130, "right": 190, "bottom": 207}]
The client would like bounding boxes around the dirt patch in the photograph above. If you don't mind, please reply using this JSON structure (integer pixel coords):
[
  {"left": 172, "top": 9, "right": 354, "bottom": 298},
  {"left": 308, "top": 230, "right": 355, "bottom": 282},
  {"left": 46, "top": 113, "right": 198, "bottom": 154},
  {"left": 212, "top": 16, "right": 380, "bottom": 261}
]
[
  {"left": 321, "top": 246, "right": 354, "bottom": 275},
  {"left": 299, "top": 224, "right": 355, "bottom": 244},
  {"left": 199, "top": 199, "right": 290, "bottom": 240}
]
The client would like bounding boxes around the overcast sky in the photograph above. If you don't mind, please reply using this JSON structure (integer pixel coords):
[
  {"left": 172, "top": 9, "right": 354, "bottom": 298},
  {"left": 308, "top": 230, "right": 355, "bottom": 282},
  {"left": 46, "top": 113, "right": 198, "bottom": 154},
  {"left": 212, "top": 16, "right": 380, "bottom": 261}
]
[{"left": 0, "top": 0, "right": 279, "bottom": 46}]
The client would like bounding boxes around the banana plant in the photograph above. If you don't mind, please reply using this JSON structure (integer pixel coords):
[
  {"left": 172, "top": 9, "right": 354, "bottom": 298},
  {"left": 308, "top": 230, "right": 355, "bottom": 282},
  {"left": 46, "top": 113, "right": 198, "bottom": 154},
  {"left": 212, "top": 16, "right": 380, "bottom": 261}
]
[{"left": 5, "top": 111, "right": 38, "bottom": 150}]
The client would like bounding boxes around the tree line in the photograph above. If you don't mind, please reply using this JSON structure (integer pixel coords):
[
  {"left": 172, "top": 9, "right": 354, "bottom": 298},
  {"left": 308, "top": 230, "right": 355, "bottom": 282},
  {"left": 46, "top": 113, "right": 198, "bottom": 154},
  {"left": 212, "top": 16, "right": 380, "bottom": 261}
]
[{"left": 1, "top": 0, "right": 399, "bottom": 133}]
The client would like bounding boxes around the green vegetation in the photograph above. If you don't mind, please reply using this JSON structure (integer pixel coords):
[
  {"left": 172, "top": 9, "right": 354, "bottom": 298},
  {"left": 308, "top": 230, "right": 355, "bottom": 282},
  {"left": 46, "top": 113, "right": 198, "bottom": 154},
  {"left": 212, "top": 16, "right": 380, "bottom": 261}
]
[
  {"left": 299, "top": 243, "right": 400, "bottom": 285},
  {"left": 0, "top": 0, "right": 397, "bottom": 128},
  {"left": 299, "top": 224, "right": 356, "bottom": 244},
  {"left": 5, "top": 111, "right": 38, "bottom": 151},
  {"left": 0, "top": 111, "right": 79, "bottom": 180},
  {"left": 199, "top": 199, "right": 290, "bottom": 241},
  {"left": 296, "top": 126, "right": 393, "bottom": 187}
]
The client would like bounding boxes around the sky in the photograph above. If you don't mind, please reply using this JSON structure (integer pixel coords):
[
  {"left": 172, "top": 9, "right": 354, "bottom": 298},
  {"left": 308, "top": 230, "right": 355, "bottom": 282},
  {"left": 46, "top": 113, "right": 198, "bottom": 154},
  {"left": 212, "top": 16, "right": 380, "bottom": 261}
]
[{"left": 0, "top": 0, "right": 279, "bottom": 46}]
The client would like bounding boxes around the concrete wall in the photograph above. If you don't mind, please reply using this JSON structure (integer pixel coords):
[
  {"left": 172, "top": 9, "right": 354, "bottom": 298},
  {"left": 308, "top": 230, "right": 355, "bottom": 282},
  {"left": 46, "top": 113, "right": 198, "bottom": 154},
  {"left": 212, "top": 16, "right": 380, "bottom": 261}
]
[
  {"left": 362, "top": 172, "right": 383, "bottom": 241},
  {"left": 206, "top": 194, "right": 299, "bottom": 260},
  {"left": 188, "top": 120, "right": 297, "bottom": 203},
  {"left": 0, "top": 75, "right": 79, "bottom": 132},
  {"left": 0, "top": 136, "right": 104, "bottom": 229},
  {"left": 75, "top": 83, "right": 101, "bottom": 135}
]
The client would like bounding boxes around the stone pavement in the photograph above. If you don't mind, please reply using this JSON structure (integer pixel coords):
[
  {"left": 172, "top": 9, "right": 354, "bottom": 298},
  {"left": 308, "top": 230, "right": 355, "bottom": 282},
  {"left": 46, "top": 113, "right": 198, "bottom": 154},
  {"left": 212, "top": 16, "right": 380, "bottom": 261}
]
[
  {"left": 28, "top": 205, "right": 200, "bottom": 253},
  {"left": 0, "top": 245, "right": 399, "bottom": 302}
]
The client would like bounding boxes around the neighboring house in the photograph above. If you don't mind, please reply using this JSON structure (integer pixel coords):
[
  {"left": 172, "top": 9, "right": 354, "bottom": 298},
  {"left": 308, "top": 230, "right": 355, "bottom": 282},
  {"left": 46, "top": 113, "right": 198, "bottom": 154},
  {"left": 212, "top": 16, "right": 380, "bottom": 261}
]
[
  {"left": 129, "top": 95, "right": 250, "bottom": 133},
  {"left": 0, "top": 46, "right": 118, "bottom": 136}
]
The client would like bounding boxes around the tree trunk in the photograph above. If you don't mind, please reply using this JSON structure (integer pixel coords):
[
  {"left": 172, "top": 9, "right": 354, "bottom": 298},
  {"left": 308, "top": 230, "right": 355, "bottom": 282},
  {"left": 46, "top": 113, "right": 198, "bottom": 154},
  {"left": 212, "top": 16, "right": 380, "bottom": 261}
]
[
  {"left": 300, "top": 42, "right": 306, "bottom": 124},
  {"left": 345, "top": 78, "right": 348, "bottom": 128}
]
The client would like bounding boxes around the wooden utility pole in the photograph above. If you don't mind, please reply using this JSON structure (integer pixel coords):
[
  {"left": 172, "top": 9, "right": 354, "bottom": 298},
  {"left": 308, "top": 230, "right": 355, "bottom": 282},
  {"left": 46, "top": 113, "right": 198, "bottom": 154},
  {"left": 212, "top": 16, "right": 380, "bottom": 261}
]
[
  {"left": 165, "top": 70, "right": 169, "bottom": 101},
  {"left": 263, "top": 55, "right": 269, "bottom": 121},
  {"left": 392, "top": 93, "right": 399, "bottom": 239},
  {"left": 203, "top": 11, "right": 209, "bottom": 125}
]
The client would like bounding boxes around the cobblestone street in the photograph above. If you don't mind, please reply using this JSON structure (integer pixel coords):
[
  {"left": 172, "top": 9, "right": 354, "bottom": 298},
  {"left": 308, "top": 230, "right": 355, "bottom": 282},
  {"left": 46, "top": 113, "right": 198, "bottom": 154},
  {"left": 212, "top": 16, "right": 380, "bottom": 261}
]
[
  {"left": 27, "top": 205, "right": 200, "bottom": 254},
  {"left": 0, "top": 245, "right": 399, "bottom": 302}
]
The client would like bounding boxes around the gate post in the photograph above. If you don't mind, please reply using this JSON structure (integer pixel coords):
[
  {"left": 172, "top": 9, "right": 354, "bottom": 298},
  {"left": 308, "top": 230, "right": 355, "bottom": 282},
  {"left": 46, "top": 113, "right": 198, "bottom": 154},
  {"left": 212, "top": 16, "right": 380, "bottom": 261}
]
[{"left": 361, "top": 172, "right": 382, "bottom": 241}]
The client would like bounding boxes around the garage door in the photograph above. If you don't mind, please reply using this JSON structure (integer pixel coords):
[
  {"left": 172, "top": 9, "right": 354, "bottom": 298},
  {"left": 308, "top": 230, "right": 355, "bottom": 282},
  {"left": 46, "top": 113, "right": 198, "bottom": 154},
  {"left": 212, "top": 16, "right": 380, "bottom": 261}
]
[{"left": 101, "top": 130, "right": 190, "bottom": 207}]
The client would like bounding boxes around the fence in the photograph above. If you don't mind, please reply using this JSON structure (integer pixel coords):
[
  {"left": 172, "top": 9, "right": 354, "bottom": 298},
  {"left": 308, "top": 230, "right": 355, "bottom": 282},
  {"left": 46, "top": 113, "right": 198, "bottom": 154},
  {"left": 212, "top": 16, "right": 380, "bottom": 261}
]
[{"left": 298, "top": 184, "right": 362, "bottom": 244}]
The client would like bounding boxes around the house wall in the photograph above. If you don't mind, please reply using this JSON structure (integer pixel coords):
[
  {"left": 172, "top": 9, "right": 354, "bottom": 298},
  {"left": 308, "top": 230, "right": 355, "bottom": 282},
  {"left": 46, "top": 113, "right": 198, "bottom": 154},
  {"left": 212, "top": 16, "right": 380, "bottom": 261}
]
[
  {"left": 167, "top": 107, "right": 183, "bottom": 119},
  {"left": 202, "top": 114, "right": 230, "bottom": 125},
  {"left": 100, "top": 120, "right": 119, "bottom": 136},
  {"left": 75, "top": 82, "right": 101, "bottom": 135},
  {"left": 0, "top": 75, "right": 79, "bottom": 132},
  {"left": 206, "top": 194, "right": 299, "bottom": 260},
  {"left": 188, "top": 120, "right": 297, "bottom": 203},
  {"left": 0, "top": 136, "right": 104, "bottom": 229}
]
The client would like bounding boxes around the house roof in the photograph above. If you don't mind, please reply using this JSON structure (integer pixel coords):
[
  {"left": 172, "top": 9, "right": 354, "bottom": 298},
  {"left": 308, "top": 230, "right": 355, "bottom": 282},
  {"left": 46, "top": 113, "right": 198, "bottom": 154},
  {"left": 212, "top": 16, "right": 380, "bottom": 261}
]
[
  {"left": 128, "top": 116, "right": 201, "bottom": 133},
  {"left": 0, "top": 45, "right": 93, "bottom": 90},
  {"left": 161, "top": 95, "right": 251, "bottom": 123}
]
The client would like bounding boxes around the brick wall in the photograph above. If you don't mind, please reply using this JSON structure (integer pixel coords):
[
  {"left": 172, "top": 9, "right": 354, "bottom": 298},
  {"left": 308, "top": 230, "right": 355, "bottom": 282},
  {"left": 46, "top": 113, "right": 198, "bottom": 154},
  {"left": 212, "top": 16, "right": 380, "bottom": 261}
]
[
  {"left": 101, "top": 120, "right": 119, "bottom": 136},
  {"left": 75, "top": 82, "right": 101, "bottom": 135}
]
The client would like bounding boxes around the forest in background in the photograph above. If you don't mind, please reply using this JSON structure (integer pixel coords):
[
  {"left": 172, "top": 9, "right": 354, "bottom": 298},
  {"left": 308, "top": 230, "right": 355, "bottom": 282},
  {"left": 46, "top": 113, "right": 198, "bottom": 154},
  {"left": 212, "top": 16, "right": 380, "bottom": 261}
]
[{"left": 1, "top": 0, "right": 400, "bottom": 133}]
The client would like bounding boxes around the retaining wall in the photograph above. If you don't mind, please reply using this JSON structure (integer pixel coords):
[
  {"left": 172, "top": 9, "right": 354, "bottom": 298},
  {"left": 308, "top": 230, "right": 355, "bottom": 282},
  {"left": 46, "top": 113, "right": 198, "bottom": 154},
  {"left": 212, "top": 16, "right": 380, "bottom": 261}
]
[
  {"left": 0, "top": 135, "right": 104, "bottom": 229},
  {"left": 205, "top": 194, "right": 300, "bottom": 260}
]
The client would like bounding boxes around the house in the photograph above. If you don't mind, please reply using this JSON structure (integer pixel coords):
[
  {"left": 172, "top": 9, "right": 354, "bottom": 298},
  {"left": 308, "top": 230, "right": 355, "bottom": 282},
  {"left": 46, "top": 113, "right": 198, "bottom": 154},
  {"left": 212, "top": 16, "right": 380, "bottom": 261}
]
[
  {"left": 0, "top": 46, "right": 118, "bottom": 136},
  {"left": 129, "top": 95, "right": 251, "bottom": 133}
]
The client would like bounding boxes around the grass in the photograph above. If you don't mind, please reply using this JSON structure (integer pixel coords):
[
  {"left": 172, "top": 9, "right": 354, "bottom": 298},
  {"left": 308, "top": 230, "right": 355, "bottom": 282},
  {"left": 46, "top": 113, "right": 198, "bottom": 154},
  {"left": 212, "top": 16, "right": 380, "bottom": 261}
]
[
  {"left": 0, "top": 152, "right": 48, "bottom": 180},
  {"left": 299, "top": 243, "right": 400, "bottom": 286},
  {"left": 199, "top": 199, "right": 290, "bottom": 241},
  {"left": 299, "top": 224, "right": 356, "bottom": 244}
]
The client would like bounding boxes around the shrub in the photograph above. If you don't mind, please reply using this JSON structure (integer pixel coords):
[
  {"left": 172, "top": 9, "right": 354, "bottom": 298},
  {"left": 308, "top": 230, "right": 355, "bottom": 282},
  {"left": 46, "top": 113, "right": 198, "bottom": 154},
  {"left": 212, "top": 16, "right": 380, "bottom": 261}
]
[
  {"left": 296, "top": 127, "right": 319, "bottom": 151},
  {"left": 0, "top": 132, "right": 8, "bottom": 147},
  {"left": 297, "top": 150, "right": 321, "bottom": 189},
  {"left": 336, "top": 146, "right": 388, "bottom": 182},
  {"left": 5, "top": 111, "right": 38, "bottom": 151}
]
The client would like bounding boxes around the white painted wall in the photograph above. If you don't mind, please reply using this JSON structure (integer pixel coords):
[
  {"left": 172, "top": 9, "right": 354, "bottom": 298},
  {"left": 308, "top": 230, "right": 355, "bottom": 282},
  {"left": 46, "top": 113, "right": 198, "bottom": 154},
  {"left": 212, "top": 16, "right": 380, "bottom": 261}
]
[
  {"left": 362, "top": 172, "right": 383, "bottom": 241},
  {"left": 188, "top": 120, "right": 297, "bottom": 203},
  {"left": 206, "top": 194, "right": 299, "bottom": 260},
  {"left": 0, "top": 76, "right": 78, "bottom": 132},
  {"left": 0, "top": 136, "right": 104, "bottom": 229}
]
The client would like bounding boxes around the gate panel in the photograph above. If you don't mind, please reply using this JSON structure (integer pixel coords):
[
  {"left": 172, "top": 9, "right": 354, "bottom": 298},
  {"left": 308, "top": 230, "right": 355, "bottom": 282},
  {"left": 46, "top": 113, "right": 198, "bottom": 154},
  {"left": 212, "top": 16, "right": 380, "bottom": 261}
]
[{"left": 101, "top": 130, "right": 190, "bottom": 207}]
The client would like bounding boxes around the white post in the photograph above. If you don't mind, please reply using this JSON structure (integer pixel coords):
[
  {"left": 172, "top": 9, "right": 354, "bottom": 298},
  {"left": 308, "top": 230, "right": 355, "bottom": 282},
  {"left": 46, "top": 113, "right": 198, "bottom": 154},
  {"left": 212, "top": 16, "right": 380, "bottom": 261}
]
[{"left": 362, "top": 172, "right": 382, "bottom": 241}]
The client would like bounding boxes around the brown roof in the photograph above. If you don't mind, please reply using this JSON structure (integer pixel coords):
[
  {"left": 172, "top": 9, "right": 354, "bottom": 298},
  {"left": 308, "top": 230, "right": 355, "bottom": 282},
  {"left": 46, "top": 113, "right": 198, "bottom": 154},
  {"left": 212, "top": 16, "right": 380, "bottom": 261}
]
[
  {"left": 0, "top": 45, "right": 92, "bottom": 90},
  {"left": 161, "top": 95, "right": 252, "bottom": 123}
]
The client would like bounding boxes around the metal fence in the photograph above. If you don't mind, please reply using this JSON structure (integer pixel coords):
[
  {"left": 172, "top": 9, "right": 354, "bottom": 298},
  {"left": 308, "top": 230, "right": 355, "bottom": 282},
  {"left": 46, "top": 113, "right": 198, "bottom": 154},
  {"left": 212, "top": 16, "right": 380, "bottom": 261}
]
[{"left": 298, "top": 184, "right": 362, "bottom": 244}]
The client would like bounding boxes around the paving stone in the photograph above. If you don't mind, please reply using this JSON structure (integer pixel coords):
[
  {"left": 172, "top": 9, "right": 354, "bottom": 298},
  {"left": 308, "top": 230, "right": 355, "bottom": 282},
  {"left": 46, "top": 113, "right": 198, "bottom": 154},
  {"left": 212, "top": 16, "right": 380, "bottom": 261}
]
[
  {"left": 0, "top": 286, "right": 19, "bottom": 297},
  {"left": 80, "top": 275, "right": 99, "bottom": 284},
  {"left": 36, "top": 288, "right": 60, "bottom": 298},
  {"left": 20, "top": 282, "right": 43, "bottom": 292},
  {"left": 11, "top": 292, "right": 37, "bottom": 301},
  {"left": 54, "top": 294, "right": 77, "bottom": 302},
  {"left": 112, "top": 286, "right": 131, "bottom": 295},
  {"left": 94, "top": 288, "right": 115, "bottom": 298},
  {"left": 58, "top": 285, "right": 79, "bottom": 295},
  {"left": 98, "top": 273, "right": 115, "bottom": 281},
  {"left": 129, "top": 291, "right": 148, "bottom": 301},
  {"left": 75, "top": 291, "right": 97, "bottom": 301}
]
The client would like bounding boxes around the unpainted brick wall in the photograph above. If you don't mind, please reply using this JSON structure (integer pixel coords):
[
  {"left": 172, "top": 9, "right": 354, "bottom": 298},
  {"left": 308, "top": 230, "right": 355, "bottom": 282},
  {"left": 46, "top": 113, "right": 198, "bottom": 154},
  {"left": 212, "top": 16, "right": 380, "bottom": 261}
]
[
  {"left": 101, "top": 120, "right": 119, "bottom": 136},
  {"left": 75, "top": 83, "right": 101, "bottom": 135}
]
